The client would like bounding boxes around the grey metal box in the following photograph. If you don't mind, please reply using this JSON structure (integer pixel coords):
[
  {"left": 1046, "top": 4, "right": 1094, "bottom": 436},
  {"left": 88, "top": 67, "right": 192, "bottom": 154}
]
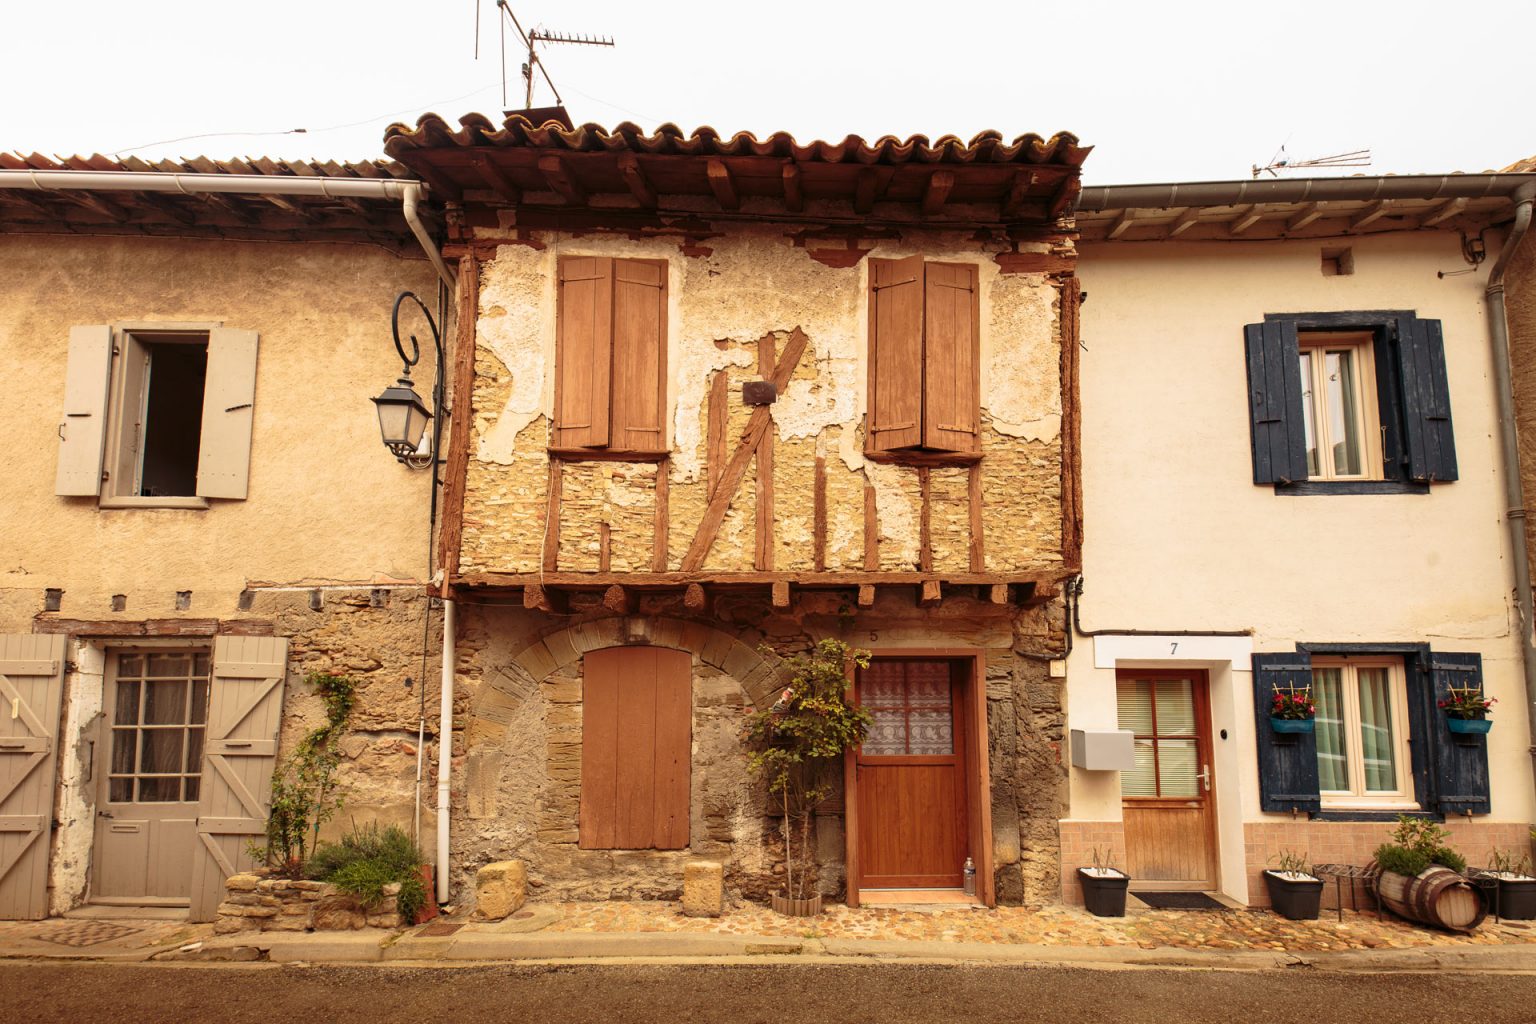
[{"left": 1070, "top": 728, "right": 1136, "bottom": 771}]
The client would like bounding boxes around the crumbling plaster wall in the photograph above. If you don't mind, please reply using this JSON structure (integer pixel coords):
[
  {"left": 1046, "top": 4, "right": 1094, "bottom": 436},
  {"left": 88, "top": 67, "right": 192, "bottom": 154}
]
[{"left": 460, "top": 228, "right": 1068, "bottom": 576}]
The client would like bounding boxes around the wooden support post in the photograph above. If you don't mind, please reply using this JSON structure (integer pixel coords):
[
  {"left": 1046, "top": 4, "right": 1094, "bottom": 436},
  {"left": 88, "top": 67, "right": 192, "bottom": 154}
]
[
  {"left": 857, "top": 584, "right": 876, "bottom": 608},
  {"left": 684, "top": 583, "right": 709, "bottom": 613},
  {"left": 813, "top": 455, "right": 827, "bottom": 572},
  {"left": 653, "top": 461, "right": 670, "bottom": 572},
  {"left": 771, "top": 581, "right": 791, "bottom": 609},
  {"left": 599, "top": 521, "right": 612, "bottom": 572},
  {"left": 523, "top": 583, "right": 568, "bottom": 614},
  {"left": 968, "top": 463, "right": 985, "bottom": 573},
  {"left": 989, "top": 583, "right": 1010, "bottom": 605},
  {"left": 919, "top": 580, "right": 942, "bottom": 606},
  {"left": 755, "top": 335, "right": 776, "bottom": 571},
  {"left": 918, "top": 468, "right": 933, "bottom": 573},
  {"left": 1059, "top": 279, "right": 1083, "bottom": 567},
  {"left": 863, "top": 480, "right": 879, "bottom": 570},
  {"left": 438, "top": 253, "right": 480, "bottom": 595},
  {"left": 601, "top": 584, "right": 636, "bottom": 615},
  {"left": 543, "top": 458, "right": 562, "bottom": 571}
]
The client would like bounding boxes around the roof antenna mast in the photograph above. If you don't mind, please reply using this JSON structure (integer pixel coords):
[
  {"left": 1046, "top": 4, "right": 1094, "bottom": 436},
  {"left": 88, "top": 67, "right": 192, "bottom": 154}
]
[
  {"left": 485, "top": 2, "right": 614, "bottom": 110},
  {"left": 1253, "top": 145, "right": 1372, "bottom": 178}
]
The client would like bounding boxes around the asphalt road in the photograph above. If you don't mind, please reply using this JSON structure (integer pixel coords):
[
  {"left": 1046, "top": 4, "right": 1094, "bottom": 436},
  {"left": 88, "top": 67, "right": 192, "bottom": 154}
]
[{"left": 3, "top": 961, "right": 1534, "bottom": 1024}]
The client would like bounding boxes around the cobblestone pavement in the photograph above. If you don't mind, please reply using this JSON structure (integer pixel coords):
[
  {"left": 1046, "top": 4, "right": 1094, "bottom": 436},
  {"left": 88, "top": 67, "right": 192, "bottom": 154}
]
[{"left": 532, "top": 899, "right": 1536, "bottom": 952}]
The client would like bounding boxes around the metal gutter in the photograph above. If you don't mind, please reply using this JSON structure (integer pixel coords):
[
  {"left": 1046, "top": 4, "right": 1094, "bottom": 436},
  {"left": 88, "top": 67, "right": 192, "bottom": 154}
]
[{"left": 1076, "top": 173, "right": 1536, "bottom": 212}]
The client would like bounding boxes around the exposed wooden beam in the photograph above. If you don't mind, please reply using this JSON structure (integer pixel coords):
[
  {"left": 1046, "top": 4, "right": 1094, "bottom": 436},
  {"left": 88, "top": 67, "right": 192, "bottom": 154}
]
[
  {"left": 1002, "top": 170, "right": 1038, "bottom": 219},
  {"left": 857, "top": 584, "right": 876, "bottom": 608},
  {"left": 438, "top": 253, "right": 480, "bottom": 594},
  {"left": 854, "top": 168, "right": 894, "bottom": 215},
  {"left": 988, "top": 584, "right": 1010, "bottom": 605},
  {"left": 922, "top": 170, "right": 955, "bottom": 217},
  {"left": 523, "top": 583, "right": 568, "bottom": 614},
  {"left": 968, "top": 464, "right": 985, "bottom": 573},
  {"left": 813, "top": 455, "right": 828, "bottom": 571},
  {"left": 599, "top": 522, "right": 612, "bottom": 572},
  {"left": 1229, "top": 206, "right": 1264, "bottom": 235},
  {"left": 782, "top": 162, "right": 803, "bottom": 213},
  {"left": 261, "top": 193, "right": 313, "bottom": 219},
  {"left": 1350, "top": 200, "right": 1394, "bottom": 231},
  {"left": 538, "top": 154, "right": 586, "bottom": 205},
  {"left": 473, "top": 154, "right": 522, "bottom": 204},
  {"left": 706, "top": 159, "right": 739, "bottom": 210},
  {"left": 771, "top": 581, "right": 791, "bottom": 609},
  {"left": 200, "top": 191, "right": 255, "bottom": 224},
  {"left": 601, "top": 584, "right": 636, "bottom": 615},
  {"left": 919, "top": 580, "right": 942, "bottom": 606},
  {"left": 616, "top": 153, "right": 657, "bottom": 208},
  {"left": 707, "top": 367, "right": 728, "bottom": 498},
  {"left": 58, "top": 190, "right": 129, "bottom": 222},
  {"left": 543, "top": 459, "right": 562, "bottom": 570},
  {"left": 0, "top": 191, "right": 59, "bottom": 217},
  {"left": 460, "top": 568, "right": 1070, "bottom": 588},
  {"left": 652, "top": 462, "right": 670, "bottom": 572},
  {"left": 1421, "top": 197, "right": 1468, "bottom": 228},
  {"left": 1286, "top": 202, "right": 1327, "bottom": 232},
  {"left": 683, "top": 583, "right": 709, "bottom": 613},
  {"left": 1048, "top": 177, "right": 1081, "bottom": 219},
  {"left": 918, "top": 468, "right": 933, "bottom": 574},
  {"left": 755, "top": 334, "right": 775, "bottom": 570},
  {"left": 138, "top": 193, "right": 197, "bottom": 226},
  {"left": 863, "top": 480, "right": 879, "bottom": 571},
  {"left": 1166, "top": 207, "right": 1201, "bottom": 238},
  {"left": 1106, "top": 209, "right": 1136, "bottom": 240}
]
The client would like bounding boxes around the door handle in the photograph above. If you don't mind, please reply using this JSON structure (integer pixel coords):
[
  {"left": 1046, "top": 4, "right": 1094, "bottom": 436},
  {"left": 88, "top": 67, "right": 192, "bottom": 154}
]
[{"left": 1199, "top": 764, "right": 1212, "bottom": 793}]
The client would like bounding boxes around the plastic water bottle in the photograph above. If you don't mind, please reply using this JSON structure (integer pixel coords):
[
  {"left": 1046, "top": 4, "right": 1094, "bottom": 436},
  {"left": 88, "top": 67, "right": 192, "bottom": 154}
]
[{"left": 962, "top": 856, "right": 976, "bottom": 896}]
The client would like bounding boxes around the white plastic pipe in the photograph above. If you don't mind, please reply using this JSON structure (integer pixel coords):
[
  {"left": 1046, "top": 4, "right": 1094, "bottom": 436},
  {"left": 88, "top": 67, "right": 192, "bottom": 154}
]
[{"left": 436, "top": 597, "right": 456, "bottom": 903}]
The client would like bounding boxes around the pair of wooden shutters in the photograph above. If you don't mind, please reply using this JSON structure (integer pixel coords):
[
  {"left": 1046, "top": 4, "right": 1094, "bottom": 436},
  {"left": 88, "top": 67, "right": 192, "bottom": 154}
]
[
  {"left": 1244, "top": 314, "right": 1457, "bottom": 485},
  {"left": 555, "top": 257, "right": 667, "bottom": 452},
  {"left": 1252, "top": 649, "right": 1489, "bottom": 817},
  {"left": 868, "top": 256, "right": 981, "bottom": 454},
  {"left": 578, "top": 646, "right": 690, "bottom": 850},
  {"left": 55, "top": 326, "right": 261, "bottom": 499}
]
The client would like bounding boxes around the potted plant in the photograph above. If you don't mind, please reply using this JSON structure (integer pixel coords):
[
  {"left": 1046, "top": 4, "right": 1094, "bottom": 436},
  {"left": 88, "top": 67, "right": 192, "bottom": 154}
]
[
  {"left": 1439, "top": 686, "right": 1496, "bottom": 735},
  {"left": 743, "top": 638, "right": 871, "bottom": 916},
  {"left": 1264, "top": 850, "right": 1324, "bottom": 920},
  {"left": 1477, "top": 849, "right": 1536, "bottom": 920},
  {"left": 1077, "top": 847, "right": 1130, "bottom": 917},
  {"left": 1269, "top": 684, "right": 1315, "bottom": 734},
  {"left": 1373, "top": 815, "right": 1485, "bottom": 932}
]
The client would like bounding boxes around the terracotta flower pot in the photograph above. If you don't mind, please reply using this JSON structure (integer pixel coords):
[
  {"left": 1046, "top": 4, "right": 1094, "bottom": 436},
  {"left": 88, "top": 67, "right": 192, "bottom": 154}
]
[{"left": 771, "top": 893, "right": 823, "bottom": 917}]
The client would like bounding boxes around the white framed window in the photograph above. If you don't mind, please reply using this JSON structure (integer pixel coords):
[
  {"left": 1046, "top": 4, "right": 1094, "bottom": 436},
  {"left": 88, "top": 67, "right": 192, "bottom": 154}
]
[
  {"left": 1297, "top": 332, "right": 1384, "bottom": 481},
  {"left": 1313, "top": 656, "right": 1415, "bottom": 807}
]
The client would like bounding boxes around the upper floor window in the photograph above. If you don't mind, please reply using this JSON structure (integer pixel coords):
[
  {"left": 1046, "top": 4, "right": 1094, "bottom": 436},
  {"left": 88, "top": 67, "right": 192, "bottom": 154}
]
[
  {"left": 1244, "top": 311, "right": 1457, "bottom": 492},
  {"left": 554, "top": 256, "right": 667, "bottom": 456},
  {"left": 866, "top": 256, "right": 980, "bottom": 459}
]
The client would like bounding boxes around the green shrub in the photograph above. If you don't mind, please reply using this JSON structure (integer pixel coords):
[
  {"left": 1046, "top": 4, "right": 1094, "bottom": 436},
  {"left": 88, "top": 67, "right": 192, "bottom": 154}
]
[
  {"left": 1374, "top": 815, "right": 1467, "bottom": 877},
  {"left": 307, "top": 822, "right": 427, "bottom": 921}
]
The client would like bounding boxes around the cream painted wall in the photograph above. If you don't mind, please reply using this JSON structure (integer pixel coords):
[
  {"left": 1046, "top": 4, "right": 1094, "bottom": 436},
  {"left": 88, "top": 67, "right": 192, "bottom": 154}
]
[
  {"left": 0, "top": 235, "right": 440, "bottom": 621},
  {"left": 1067, "top": 232, "right": 1534, "bottom": 837}
]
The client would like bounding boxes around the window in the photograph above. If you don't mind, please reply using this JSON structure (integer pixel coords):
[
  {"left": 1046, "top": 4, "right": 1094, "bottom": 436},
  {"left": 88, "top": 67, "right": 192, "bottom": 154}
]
[
  {"left": 861, "top": 659, "right": 956, "bottom": 756},
  {"left": 105, "top": 649, "right": 211, "bottom": 804},
  {"left": 1117, "top": 676, "right": 1202, "bottom": 798},
  {"left": 55, "top": 324, "right": 260, "bottom": 504},
  {"left": 866, "top": 256, "right": 980, "bottom": 458},
  {"left": 1243, "top": 311, "right": 1457, "bottom": 491},
  {"left": 1312, "top": 657, "right": 1413, "bottom": 807},
  {"left": 554, "top": 256, "right": 667, "bottom": 455}
]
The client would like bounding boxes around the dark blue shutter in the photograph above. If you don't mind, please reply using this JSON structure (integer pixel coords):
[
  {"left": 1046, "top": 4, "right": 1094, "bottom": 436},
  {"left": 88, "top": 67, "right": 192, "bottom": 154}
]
[
  {"left": 1244, "top": 320, "right": 1308, "bottom": 485},
  {"left": 1426, "top": 652, "right": 1490, "bottom": 816},
  {"left": 1253, "top": 652, "right": 1320, "bottom": 814},
  {"left": 1394, "top": 316, "right": 1458, "bottom": 482}
]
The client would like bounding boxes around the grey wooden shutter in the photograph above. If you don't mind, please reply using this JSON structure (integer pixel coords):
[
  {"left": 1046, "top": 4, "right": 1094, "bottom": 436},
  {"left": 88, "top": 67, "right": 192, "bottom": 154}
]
[
  {"left": 55, "top": 325, "right": 114, "bottom": 496},
  {"left": 188, "top": 635, "right": 287, "bottom": 921},
  {"left": 1243, "top": 320, "right": 1308, "bottom": 485},
  {"left": 1252, "top": 652, "right": 1320, "bottom": 814},
  {"left": 1394, "top": 316, "right": 1458, "bottom": 482},
  {"left": 196, "top": 328, "right": 260, "bottom": 499},
  {"left": 1425, "top": 652, "right": 1489, "bottom": 816},
  {"left": 0, "top": 635, "right": 65, "bottom": 920}
]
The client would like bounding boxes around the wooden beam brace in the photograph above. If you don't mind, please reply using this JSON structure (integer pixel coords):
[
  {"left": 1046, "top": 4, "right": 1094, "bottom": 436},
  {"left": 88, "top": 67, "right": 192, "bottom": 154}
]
[
  {"left": 919, "top": 579, "right": 942, "bottom": 606},
  {"left": 813, "top": 455, "right": 828, "bottom": 571},
  {"left": 261, "top": 193, "right": 313, "bottom": 219},
  {"left": 755, "top": 335, "right": 776, "bottom": 571},
  {"left": 1350, "top": 200, "right": 1393, "bottom": 231},
  {"left": 59, "top": 190, "right": 129, "bottom": 222},
  {"left": 863, "top": 480, "right": 879, "bottom": 571},
  {"left": 1048, "top": 177, "right": 1081, "bottom": 219},
  {"left": 683, "top": 582, "right": 709, "bottom": 613},
  {"left": 854, "top": 169, "right": 885, "bottom": 215},
  {"left": 857, "top": 584, "right": 876, "bottom": 608},
  {"left": 616, "top": 153, "right": 657, "bottom": 208},
  {"left": 1285, "top": 202, "right": 1327, "bottom": 232},
  {"left": 1106, "top": 209, "right": 1135, "bottom": 240},
  {"left": 922, "top": 170, "right": 955, "bottom": 217},
  {"left": 601, "top": 584, "right": 636, "bottom": 615},
  {"left": 538, "top": 154, "right": 586, "bottom": 205},
  {"left": 1420, "top": 197, "right": 1467, "bottom": 228},
  {"left": 543, "top": 459, "right": 562, "bottom": 570},
  {"left": 138, "top": 193, "right": 197, "bottom": 225},
  {"left": 706, "top": 159, "right": 739, "bottom": 210},
  {"left": 523, "top": 583, "right": 568, "bottom": 614},
  {"left": 782, "top": 162, "right": 804, "bottom": 213},
  {"left": 1002, "top": 170, "right": 1038, "bottom": 219},
  {"left": 707, "top": 368, "right": 728, "bottom": 498},
  {"left": 473, "top": 154, "right": 522, "bottom": 204},
  {"left": 1229, "top": 205, "right": 1264, "bottom": 235},
  {"left": 771, "top": 581, "right": 791, "bottom": 609},
  {"left": 1166, "top": 207, "right": 1201, "bottom": 238}
]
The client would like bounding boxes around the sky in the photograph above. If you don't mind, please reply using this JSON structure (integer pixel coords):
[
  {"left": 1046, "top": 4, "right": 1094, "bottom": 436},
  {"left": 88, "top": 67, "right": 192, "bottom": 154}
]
[{"left": 3, "top": 0, "right": 1533, "bottom": 185}]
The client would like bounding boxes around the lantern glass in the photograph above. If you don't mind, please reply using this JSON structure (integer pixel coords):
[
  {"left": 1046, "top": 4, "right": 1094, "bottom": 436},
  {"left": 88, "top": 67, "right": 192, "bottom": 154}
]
[{"left": 372, "top": 378, "right": 432, "bottom": 456}]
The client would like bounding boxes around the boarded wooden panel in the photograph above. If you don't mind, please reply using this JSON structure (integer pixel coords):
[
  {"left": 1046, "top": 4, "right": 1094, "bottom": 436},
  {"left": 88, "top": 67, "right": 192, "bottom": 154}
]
[
  {"left": 615, "top": 649, "right": 658, "bottom": 849},
  {"left": 651, "top": 649, "right": 692, "bottom": 850},
  {"left": 867, "top": 256, "right": 924, "bottom": 452},
  {"left": 187, "top": 635, "right": 288, "bottom": 922},
  {"left": 0, "top": 635, "right": 65, "bottom": 920},
  {"left": 1243, "top": 320, "right": 1308, "bottom": 485},
  {"left": 1123, "top": 804, "right": 1214, "bottom": 884},
  {"left": 196, "top": 328, "right": 260, "bottom": 499},
  {"left": 554, "top": 256, "right": 613, "bottom": 448},
  {"left": 579, "top": 648, "right": 620, "bottom": 849},
  {"left": 610, "top": 259, "right": 667, "bottom": 452},
  {"left": 55, "top": 325, "right": 114, "bottom": 496},
  {"left": 922, "top": 263, "right": 980, "bottom": 452}
]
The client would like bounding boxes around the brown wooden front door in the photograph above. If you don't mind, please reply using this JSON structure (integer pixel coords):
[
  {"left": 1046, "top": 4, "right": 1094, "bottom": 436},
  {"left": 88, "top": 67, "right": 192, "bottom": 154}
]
[
  {"left": 854, "top": 659, "right": 970, "bottom": 889},
  {"left": 1116, "top": 670, "right": 1218, "bottom": 889}
]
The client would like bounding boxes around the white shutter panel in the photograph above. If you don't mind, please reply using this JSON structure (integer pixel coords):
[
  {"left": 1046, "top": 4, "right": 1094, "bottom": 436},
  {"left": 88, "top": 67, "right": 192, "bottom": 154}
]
[
  {"left": 196, "top": 328, "right": 259, "bottom": 499},
  {"left": 54, "top": 325, "right": 114, "bottom": 496},
  {"left": 0, "top": 635, "right": 65, "bottom": 920}
]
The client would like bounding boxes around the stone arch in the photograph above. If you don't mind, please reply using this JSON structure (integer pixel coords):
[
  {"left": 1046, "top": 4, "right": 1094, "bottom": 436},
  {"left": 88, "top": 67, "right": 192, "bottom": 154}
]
[{"left": 468, "top": 615, "right": 786, "bottom": 746}]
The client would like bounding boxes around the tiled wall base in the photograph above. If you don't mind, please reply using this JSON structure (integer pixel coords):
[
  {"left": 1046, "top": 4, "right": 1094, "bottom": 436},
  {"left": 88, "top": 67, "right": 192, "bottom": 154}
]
[{"left": 1059, "top": 821, "right": 1128, "bottom": 906}]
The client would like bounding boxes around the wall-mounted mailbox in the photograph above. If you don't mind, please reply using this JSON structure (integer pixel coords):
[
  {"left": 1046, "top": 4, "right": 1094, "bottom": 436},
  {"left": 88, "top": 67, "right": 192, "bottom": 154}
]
[{"left": 1070, "top": 729, "right": 1136, "bottom": 771}]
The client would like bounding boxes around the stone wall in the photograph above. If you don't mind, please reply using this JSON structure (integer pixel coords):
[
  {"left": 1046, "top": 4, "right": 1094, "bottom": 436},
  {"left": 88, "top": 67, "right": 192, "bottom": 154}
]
[{"left": 215, "top": 872, "right": 402, "bottom": 934}]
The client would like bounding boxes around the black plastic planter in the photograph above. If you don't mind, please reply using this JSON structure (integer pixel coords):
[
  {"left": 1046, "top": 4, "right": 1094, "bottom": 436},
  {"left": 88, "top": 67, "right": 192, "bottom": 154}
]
[
  {"left": 1264, "top": 870, "right": 1325, "bottom": 921},
  {"left": 1498, "top": 877, "right": 1536, "bottom": 920},
  {"left": 1078, "top": 868, "right": 1130, "bottom": 917}
]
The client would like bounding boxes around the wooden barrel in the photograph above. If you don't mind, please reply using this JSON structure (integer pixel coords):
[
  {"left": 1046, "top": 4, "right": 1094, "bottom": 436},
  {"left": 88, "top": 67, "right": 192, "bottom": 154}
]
[{"left": 1377, "top": 867, "right": 1487, "bottom": 932}]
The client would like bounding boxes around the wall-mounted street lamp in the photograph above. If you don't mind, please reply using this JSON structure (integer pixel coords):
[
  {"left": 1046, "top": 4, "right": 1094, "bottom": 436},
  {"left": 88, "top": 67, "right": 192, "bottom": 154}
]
[{"left": 372, "top": 291, "right": 445, "bottom": 470}]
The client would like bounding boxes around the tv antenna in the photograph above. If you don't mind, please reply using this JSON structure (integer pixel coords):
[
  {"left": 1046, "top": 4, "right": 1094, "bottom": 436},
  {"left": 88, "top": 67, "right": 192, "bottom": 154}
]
[
  {"left": 479, "top": 2, "right": 614, "bottom": 110},
  {"left": 1253, "top": 145, "right": 1372, "bottom": 178}
]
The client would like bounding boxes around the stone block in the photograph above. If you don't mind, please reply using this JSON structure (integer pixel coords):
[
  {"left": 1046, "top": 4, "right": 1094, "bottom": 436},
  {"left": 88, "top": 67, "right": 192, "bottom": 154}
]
[
  {"left": 214, "top": 917, "right": 249, "bottom": 935},
  {"left": 313, "top": 903, "right": 367, "bottom": 930},
  {"left": 475, "top": 860, "right": 528, "bottom": 919},
  {"left": 682, "top": 861, "right": 723, "bottom": 918},
  {"left": 542, "top": 678, "right": 582, "bottom": 704},
  {"left": 226, "top": 874, "right": 260, "bottom": 892}
]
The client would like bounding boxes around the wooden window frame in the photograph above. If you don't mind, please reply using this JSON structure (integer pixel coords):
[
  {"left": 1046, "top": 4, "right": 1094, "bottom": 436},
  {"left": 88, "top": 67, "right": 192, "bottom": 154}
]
[
  {"left": 1297, "top": 331, "right": 1384, "bottom": 482},
  {"left": 1312, "top": 656, "right": 1416, "bottom": 810},
  {"left": 101, "top": 326, "right": 214, "bottom": 509},
  {"left": 100, "top": 645, "right": 212, "bottom": 806},
  {"left": 1116, "top": 671, "right": 1214, "bottom": 805}
]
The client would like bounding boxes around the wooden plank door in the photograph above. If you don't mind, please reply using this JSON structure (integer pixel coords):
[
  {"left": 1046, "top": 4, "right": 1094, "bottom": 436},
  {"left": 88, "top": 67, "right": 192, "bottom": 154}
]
[
  {"left": 0, "top": 635, "right": 66, "bottom": 920},
  {"left": 1117, "top": 670, "right": 1218, "bottom": 889},
  {"left": 854, "top": 659, "right": 969, "bottom": 889},
  {"left": 188, "top": 636, "right": 287, "bottom": 922}
]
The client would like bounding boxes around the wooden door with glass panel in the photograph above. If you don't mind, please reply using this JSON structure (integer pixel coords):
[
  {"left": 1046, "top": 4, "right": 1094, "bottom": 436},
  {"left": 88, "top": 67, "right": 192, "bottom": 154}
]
[
  {"left": 93, "top": 648, "right": 210, "bottom": 903},
  {"left": 1116, "top": 671, "right": 1217, "bottom": 889}
]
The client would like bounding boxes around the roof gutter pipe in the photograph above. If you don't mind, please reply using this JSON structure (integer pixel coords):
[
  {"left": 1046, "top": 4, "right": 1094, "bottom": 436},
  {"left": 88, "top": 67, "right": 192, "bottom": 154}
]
[
  {"left": 1076, "top": 174, "right": 1536, "bottom": 212},
  {"left": 1486, "top": 181, "right": 1536, "bottom": 806}
]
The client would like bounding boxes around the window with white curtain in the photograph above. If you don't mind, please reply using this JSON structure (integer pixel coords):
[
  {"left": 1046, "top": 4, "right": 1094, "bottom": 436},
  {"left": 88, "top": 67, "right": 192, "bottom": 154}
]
[{"left": 1313, "top": 657, "right": 1414, "bottom": 807}]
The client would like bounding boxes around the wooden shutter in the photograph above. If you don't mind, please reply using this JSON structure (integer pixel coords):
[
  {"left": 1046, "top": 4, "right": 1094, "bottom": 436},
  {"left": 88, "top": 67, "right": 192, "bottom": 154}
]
[
  {"left": 1251, "top": 652, "right": 1321, "bottom": 814},
  {"left": 1243, "top": 320, "right": 1309, "bottom": 485},
  {"left": 0, "top": 635, "right": 65, "bottom": 920},
  {"left": 922, "top": 262, "right": 980, "bottom": 452},
  {"left": 188, "top": 635, "right": 287, "bottom": 921},
  {"left": 554, "top": 256, "right": 613, "bottom": 449},
  {"left": 609, "top": 259, "right": 668, "bottom": 452},
  {"left": 867, "top": 255, "right": 924, "bottom": 452},
  {"left": 1394, "top": 316, "right": 1459, "bottom": 482},
  {"left": 579, "top": 646, "right": 690, "bottom": 850},
  {"left": 55, "top": 325, "right": 114, "bottom": 496},
  {"left": 196, "top": 328, "right": 260, "bottom": 500},
  {"left": 1425, "top": 652, "right": 1489, "bottom": 816}
]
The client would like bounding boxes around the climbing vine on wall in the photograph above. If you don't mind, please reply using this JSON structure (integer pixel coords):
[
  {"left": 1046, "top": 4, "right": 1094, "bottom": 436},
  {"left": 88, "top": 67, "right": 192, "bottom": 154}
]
[{"left": 252, "top": 671, "right": 357, "bottom": 876}]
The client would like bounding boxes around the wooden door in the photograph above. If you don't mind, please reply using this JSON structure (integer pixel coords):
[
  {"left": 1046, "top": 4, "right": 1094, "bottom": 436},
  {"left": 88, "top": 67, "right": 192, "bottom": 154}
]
[
  {"left": 92, "top": 648, "right": 211, "bottom": 903},
  {"left": 855, "top": 659, "right": 970, "bottom": 889},
  {"left": 0, "top": 635, "right": 65, "bottom": 920},
  {"left": 188, "top": 636, "right": 288, "bottom": 922},
  {"left": 1117, "top": 671, "right": 1217, "bottom": 889}
]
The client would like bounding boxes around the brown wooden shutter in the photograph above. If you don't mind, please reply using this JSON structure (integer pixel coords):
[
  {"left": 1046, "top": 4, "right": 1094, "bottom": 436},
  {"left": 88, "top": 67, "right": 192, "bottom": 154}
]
[
  {"left": 554, "top": 256, "right": 613, "bottom": 448},
  {"left": 0, "top": 635, "right": 65, "bottom": 920},
  {"left": 579, "top": 645, "right": 690, "bottom": 850},
  {"left": 867, "top": 255, "right": 924, "bottom": 452},
  {"left": 609, "top": 259, "right": 667, "bottom": 452},
  {"left": 922, "top": 262, "right": 980, "bottom": 452}
]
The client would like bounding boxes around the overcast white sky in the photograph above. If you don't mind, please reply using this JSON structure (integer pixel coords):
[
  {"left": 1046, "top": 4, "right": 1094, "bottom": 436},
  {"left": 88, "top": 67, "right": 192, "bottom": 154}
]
[{"left": 3, "top": 0, "right": 1532, "bottom": 184}]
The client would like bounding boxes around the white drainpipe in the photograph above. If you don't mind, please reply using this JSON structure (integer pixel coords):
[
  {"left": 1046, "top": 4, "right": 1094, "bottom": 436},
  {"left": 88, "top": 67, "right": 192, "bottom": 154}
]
[{"left": 436, "top": 597, "right": 456, "bottom": 903}]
